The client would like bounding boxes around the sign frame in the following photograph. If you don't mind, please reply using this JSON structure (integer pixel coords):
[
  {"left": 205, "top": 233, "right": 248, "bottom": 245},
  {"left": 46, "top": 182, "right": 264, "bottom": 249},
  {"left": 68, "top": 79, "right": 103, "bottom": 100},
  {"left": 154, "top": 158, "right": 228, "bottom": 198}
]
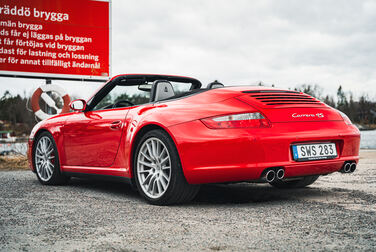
[{"left": 0, "top": 0, "right": 112, "bottom": 82}]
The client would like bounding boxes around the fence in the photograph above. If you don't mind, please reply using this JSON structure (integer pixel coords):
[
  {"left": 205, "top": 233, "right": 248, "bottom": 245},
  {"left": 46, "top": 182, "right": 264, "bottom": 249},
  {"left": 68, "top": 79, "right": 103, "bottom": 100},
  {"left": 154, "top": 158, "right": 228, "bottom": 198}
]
[{"left": 0, "top": 142, "right": 28, "bottom": 156}]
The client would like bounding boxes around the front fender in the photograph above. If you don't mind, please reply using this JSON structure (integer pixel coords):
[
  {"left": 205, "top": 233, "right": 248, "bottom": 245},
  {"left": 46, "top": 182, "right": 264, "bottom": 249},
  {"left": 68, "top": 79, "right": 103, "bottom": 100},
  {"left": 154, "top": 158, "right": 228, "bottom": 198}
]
[{"left": 28, "top": 115, "right": 69, "bottom": 171}]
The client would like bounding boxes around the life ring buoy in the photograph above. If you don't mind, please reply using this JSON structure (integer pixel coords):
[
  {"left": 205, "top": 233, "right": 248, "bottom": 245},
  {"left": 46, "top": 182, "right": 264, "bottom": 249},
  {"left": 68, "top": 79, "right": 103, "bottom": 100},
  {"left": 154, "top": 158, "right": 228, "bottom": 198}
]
[{"left": 31, "top": 84, "right": 71, "bottom": 120}]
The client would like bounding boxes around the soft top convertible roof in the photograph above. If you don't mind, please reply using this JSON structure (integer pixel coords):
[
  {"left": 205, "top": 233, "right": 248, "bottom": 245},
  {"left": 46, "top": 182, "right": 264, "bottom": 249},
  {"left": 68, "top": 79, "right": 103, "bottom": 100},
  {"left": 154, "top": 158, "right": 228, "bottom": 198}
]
[{"left": 113, "top": 74, "right": 202, "bottom": 89}]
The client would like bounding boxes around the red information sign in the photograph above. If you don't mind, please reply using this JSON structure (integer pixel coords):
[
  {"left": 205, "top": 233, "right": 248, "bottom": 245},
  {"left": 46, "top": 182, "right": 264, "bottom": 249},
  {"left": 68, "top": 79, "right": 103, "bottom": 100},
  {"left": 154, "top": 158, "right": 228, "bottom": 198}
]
[{"left": 0, "top": 0, "right": 110, "bottom": 81}]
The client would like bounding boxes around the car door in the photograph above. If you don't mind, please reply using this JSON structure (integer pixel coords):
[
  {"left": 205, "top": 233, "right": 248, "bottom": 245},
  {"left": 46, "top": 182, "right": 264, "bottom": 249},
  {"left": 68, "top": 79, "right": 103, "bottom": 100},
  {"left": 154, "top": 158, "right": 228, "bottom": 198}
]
[
  {"left": 62, "top": 79, "right": 150, "bottom": 167},
  {"left": 62, "top": 108, "right": 129, "bottom": 167}
]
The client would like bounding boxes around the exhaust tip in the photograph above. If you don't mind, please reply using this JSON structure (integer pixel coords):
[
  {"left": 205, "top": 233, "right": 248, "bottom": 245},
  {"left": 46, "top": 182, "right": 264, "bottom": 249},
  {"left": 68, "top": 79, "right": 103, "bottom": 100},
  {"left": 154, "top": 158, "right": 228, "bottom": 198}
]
[
  {"left": 350, "top": 163, "right": 356, "bottom": 173},
  {"left": 266, "top": 170, "right": 276, "bottom": 183},
  {"left": 276, "top": 169, "right": 285, "bottom": 180},
  {"left": 344, "top": 163, "right": 351, "bottom": 173}
]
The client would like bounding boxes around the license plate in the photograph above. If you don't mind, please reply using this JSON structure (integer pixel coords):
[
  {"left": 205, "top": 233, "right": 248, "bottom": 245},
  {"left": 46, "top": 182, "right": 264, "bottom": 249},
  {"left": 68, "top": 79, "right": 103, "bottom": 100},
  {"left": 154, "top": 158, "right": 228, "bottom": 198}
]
[{"left": 292, "top": 143, "right": 337, "bottom": 161}]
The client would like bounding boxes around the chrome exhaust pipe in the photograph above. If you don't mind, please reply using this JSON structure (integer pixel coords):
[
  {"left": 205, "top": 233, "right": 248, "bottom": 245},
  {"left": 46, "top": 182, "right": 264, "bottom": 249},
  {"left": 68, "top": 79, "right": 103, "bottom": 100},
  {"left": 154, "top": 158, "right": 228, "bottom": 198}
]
[
  {"left": 350, "top": 163, "right": 356, "bottom": 173},
  {"left": 265, "top": 170, "right": 276, "bottom": 183},
  {"left": 276, "top": 168, "right": 285, "bottom": 180},
  {"left": 343, "top": 163, "right": 351, "bottom": 173}
]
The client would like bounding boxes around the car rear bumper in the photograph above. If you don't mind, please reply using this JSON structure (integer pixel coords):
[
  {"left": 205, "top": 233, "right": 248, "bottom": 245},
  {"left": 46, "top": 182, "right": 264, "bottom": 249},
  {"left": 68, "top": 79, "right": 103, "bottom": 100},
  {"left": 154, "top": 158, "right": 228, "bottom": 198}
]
[{"left": 168, "top": 120, "right": 360, "bottom": 184}]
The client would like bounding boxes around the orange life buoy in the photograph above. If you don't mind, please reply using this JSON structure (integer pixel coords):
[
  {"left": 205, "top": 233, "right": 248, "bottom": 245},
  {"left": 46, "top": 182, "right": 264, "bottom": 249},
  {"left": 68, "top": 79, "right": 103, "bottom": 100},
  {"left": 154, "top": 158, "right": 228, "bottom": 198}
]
[{"left": 31, "top": 84, "right": 71, "bottom": 120}]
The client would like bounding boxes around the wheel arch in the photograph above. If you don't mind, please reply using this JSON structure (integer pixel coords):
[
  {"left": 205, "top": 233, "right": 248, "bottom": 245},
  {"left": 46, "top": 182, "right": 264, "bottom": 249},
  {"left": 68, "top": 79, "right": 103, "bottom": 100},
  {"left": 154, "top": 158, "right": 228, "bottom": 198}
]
[
  {"left": 32, "top": 128, "right": 64, "bottom": 172},
  {"left": 33, "top": 128, "right": 50, "bottom": 139},
  {"left": 129, "top": 123, "right": 180, "bottom": 178},
  {"left": 32, "top": 128, "right": 51, "bottom": 152}
]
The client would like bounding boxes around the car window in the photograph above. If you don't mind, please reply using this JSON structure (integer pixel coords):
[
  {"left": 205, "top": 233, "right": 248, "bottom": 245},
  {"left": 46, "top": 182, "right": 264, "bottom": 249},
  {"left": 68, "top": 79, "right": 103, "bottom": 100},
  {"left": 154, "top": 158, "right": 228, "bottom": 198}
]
[
  {"left": 92, "top": 85, "right": 150, "bottom": 111},
  {"left": 170, "top": 82, "right": 193, "bottom": 95}
]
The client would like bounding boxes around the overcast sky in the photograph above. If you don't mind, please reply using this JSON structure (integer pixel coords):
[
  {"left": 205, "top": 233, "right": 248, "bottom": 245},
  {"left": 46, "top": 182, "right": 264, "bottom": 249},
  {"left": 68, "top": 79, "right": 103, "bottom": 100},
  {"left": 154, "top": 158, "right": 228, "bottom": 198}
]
[{"left": 1, "top": 0, "right": 376, "bottom": 100}]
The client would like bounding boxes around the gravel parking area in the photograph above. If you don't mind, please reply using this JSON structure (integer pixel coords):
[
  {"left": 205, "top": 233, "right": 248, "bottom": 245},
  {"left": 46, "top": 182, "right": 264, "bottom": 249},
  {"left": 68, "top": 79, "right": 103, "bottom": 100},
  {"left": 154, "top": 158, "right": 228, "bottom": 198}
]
[{"left": 0, "top": 150, "right": 375, "bottom": 251}]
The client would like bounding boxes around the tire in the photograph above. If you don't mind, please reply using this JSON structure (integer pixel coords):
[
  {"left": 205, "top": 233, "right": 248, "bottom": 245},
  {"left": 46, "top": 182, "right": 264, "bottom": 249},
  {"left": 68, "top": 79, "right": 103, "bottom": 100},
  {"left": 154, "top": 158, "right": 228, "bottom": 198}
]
[
  {"left": 134, "top": 129, "right": 199, "bottom": 205},
  {"left": 269, "top": 175, "right": 319, "bottom": 189},
  {"left": 33, "top": 132, "right": 69, "bottom": 185}
]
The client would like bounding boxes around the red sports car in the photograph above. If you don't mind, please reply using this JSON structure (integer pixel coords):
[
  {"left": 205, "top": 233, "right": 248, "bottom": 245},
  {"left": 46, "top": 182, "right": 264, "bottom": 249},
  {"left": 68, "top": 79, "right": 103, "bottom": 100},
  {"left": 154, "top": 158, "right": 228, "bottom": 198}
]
[{"left": 28, "top": 74, "right": 360, "bottom": 205}]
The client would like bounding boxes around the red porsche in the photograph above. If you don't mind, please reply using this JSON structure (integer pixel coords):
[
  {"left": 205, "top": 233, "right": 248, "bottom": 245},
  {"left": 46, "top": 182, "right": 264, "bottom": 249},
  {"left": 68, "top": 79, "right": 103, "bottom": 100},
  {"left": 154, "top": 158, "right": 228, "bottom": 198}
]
[{"left": 28, "top": 74, "right": 360, "bottom": 205}]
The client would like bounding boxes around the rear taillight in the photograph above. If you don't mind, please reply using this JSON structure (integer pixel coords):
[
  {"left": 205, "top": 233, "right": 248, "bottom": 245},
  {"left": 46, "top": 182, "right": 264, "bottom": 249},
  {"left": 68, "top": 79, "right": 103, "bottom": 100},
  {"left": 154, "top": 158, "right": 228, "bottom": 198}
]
[{"left": 201, "top": 112, "right": 270, "bottom": 129}]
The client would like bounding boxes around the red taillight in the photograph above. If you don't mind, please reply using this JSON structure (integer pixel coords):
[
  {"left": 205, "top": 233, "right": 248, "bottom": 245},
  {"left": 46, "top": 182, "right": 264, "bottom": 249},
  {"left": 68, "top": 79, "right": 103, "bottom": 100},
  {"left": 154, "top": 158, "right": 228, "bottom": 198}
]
[{"left": 201, "top": 112, "right": 270, "bottom": 129}]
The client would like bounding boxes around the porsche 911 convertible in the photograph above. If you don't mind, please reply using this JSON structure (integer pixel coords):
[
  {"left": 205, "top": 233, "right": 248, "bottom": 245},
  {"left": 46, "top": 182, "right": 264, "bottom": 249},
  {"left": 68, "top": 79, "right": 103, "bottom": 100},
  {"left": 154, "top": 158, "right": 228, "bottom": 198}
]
[{"left": 28, "top": 74, "right": 360, "bottom": 205}]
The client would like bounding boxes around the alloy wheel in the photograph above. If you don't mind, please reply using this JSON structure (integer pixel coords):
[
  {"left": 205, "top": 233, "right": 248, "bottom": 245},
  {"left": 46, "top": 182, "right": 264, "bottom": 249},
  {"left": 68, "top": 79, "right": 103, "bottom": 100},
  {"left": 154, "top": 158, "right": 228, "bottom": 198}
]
[
  {"left": 35, "top": 136, "right": 55, "bottom": 182},
  {"left": 136, "top": 137, "right": 171, "bottom": 199}
]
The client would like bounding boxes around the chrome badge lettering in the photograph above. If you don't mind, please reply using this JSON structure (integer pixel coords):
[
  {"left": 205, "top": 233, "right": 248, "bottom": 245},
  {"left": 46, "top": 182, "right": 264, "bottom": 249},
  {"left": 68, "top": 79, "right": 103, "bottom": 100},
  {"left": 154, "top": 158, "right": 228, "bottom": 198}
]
[{"left": 292, "top": 113, "right": 324, "bottom": 118}]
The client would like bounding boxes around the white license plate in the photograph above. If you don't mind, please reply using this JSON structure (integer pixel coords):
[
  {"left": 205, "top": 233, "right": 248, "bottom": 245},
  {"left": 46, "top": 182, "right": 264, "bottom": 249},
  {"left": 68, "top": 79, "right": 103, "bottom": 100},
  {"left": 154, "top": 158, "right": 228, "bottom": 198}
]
[{"left": 292, "top": 143, "right": 337, "bottom": 161}]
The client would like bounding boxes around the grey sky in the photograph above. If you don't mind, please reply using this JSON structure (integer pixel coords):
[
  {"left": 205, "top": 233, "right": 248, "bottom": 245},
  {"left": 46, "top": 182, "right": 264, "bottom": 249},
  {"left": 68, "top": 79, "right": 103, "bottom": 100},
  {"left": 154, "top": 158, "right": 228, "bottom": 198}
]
[{"left": 1, "top": 0, "right": 375, "bottom": 100}]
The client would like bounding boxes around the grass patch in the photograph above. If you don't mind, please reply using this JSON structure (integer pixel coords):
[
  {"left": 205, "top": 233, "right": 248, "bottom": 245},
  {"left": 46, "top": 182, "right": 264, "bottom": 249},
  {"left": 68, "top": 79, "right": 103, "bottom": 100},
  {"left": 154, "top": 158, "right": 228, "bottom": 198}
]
[{"left": 0, "top": 156, "right": 29, "bottom": 170}]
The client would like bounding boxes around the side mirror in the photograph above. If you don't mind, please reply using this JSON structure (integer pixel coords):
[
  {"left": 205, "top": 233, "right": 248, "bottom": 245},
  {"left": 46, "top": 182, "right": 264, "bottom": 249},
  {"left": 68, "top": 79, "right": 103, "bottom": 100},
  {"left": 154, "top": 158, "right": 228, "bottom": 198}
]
[{"left": 69, "top": 99, "right": 86, "bottom": 112}]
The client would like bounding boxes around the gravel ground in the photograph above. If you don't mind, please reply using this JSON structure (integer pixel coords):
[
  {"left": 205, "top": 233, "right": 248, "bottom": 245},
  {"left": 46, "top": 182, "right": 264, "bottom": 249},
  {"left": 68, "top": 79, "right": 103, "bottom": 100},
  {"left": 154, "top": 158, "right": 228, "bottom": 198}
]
[{"left": 0, "top": 150, "right": 375, "bottom": 251}]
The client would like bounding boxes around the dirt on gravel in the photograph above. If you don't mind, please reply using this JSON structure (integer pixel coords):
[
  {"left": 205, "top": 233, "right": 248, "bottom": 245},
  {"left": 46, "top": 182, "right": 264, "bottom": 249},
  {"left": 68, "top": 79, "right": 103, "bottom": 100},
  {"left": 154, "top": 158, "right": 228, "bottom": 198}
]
[
  {"left": 0, "top": 156, "right": 29, "bottom": 170},
  {"left": 0, "top": 150, "right": 375, "bottom": 251}
]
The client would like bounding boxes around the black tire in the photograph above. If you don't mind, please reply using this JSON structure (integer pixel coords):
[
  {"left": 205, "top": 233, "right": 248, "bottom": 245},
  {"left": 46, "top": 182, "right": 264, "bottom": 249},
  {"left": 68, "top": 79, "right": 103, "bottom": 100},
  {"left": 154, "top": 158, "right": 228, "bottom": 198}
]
[
  {"left": 269, "top": 175, "right": 319, "bottom": 189},
  {"left": 134, "top": 129, "right": 200, "bottom": 205},
  {"left": 33, "top": 131, "right": 69, "bottom": 185}
]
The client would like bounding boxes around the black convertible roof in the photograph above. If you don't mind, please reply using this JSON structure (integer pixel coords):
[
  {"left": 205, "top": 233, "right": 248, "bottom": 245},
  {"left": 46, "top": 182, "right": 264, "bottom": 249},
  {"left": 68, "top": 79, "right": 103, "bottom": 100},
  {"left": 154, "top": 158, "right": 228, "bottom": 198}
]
[{"left": 113, "top": 74, "right": 202, "bottom": 89}]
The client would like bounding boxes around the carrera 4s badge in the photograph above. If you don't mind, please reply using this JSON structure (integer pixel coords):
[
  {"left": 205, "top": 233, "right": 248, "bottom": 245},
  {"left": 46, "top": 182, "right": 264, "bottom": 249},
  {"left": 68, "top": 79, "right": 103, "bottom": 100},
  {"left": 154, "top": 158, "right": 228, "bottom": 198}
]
[{"left": 292, "top": 113, "right": 324, "bottom": 118}]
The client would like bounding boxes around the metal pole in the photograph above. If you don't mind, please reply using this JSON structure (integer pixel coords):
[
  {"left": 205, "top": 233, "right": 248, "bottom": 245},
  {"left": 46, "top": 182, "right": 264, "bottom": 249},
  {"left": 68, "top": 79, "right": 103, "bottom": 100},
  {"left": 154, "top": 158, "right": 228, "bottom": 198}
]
[{"left": 46, "top": 79, "right": 52, "bottom": 114}]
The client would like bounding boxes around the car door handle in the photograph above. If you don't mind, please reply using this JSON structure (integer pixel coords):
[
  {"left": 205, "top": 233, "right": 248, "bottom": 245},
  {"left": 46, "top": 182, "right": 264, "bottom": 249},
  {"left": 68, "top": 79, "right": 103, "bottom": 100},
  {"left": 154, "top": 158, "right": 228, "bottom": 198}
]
[{"left": 110, "top": 120, "right": 122, "bottom": 130}]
